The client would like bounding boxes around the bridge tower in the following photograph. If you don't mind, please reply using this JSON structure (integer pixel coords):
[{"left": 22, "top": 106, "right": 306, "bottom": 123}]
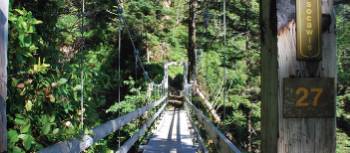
[{"left": 261, "top": 0, "right": 336, "bottom": 153}]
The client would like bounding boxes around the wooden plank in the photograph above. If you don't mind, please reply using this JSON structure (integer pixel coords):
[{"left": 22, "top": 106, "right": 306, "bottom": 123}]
[
  {"left": 185, "top": 97, "right": 241, "bottom": 153},
  {"left": 116, "top": 102, "right": 168, "bottom": 153},
  {"left": 142, "top": 108, "right": 197, "bottom": 153},
  {"left": 39, "top": 96, "right": 167, "bottom": 153},
  {"left": 0, "top": 1, "right": 8, "bottom": 152},
  {"left": 261, "top": 0, "right": 336, "bottom": 152}
]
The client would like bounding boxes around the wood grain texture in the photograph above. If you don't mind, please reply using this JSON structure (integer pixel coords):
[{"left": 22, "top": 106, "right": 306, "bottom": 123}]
[
  {"left": 262, "top": 0, "right": 336, "bottom": 152},
  {"left": 283, "top": 78, "right": 335, "bottom": 118},
  {"left": 0, "top": 1, "right": 8, "bottom": 152},
  {"left": 260, "top": 0, "right": 279, "bottom": 152},
  {"left": 277, "top": 0, "right": 336, "bottom": 153}
]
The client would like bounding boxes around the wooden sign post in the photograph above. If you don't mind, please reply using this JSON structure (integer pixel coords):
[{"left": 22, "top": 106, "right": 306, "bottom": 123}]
[
  {"left": 0, "top": 1, "right": 8, "bottom": 152},
  {"left": 261, "top": 0, "right": 336, "bottom": 152}
]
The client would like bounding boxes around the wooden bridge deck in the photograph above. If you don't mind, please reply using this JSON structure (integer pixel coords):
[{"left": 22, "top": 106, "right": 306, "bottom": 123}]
[{"left": 142, "top": 108, "right": 198, "bottom": 153}]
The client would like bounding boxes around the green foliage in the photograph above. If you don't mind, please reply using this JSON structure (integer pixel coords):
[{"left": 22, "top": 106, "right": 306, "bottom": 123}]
[
  {"left": 196, "top": 0, "right": 261, "bottom": 151},
  {"left": 337, "top": 4, "right": 350, "bottom": 87},
  {"left": 169, "top": 65, "right": 184, "bottom": 79},
  {"left": 337, "top": 129, "right": 350, "bottom": 153},
  {"left": 336, "top": 4, "right": 350, "bottom": 152},
  {"left": 106, "top": 78, "right": 148, "bottom": 115}
]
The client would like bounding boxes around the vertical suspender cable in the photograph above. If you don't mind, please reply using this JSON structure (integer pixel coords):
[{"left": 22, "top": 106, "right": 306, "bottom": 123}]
[
  {"left": 118, "top": 27, "right": 122, "bottom": 148},
  {"left": 80, "top": 0, "right": 85, "bottom": 130},
  {"left": 222, "top": 0, "right": 227, "bottom": 119}
]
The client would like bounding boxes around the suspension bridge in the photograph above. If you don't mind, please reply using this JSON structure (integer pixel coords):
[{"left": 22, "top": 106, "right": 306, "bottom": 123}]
[
  {"left": 0, "top": 0, "right": 340, "bottom": 152},
  {"left": 38, "top": 62, "right": 242, "bottom": 153}
]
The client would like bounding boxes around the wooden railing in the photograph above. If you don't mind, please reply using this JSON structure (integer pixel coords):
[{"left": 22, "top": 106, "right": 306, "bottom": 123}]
[
  {"left": 116, "top": 100, "right": 168, "bottom": 153},
  {"left": 182, "top": 60, "right": 242, "bottom": 153},
  {"left": 185, "top": 97, "right": 242, "bottom": 153},
  {"left": 39, "top": 96, "right": 167, "bottom": 153}
]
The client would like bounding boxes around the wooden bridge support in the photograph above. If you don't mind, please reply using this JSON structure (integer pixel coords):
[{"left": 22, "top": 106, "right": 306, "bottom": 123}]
[
  {"left": 0, "top": 1, "right": 8, "bottom": 152},
  {"left": 261, "top": 0, "right": 336, "bottom": 153}
]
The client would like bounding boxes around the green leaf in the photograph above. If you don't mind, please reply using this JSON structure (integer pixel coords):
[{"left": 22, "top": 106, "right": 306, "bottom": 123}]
[
  {"left": 14, "top": 115, "right": 26, "bottom": 125},
  {"left": 49, "top": 116, "right": 55, "bottom": 122},
  {"left": 8, "top": 130, "right": 19, "bottom": 144},
  {"left": 14, "top": 9, "right": 25, "bottom": 15},
  {"left": 49, "top": 94, "right": 56, "bottom": 102},
  {"left": 34, "top": 20, "right": 43, "bottom": 24},
  {"left": 73, "top": 85, "right": 82, "bottom": 91},
  {"left": 20, "top": 123, "right": 31, "bottom": 134},
  {"left": 12, "top": 146, "right": 23, "bottom": 153},
  {"left": 42, "top": 124, "right": 51, "bottom": 135},
  {"left": 22, "top": 134, "right": 34, "bottom": 150},
  {"left": 58, "top": 78, "right": 68, "bottom": 85},
  {"left": 18, "top": 34, "right": 25, "bottom": 46},
  {"left": 25, "top": 100, "right": 33, "bottom": 112},
  {"left": 52, "top": 128, "right": 59, "bottom": 135}
]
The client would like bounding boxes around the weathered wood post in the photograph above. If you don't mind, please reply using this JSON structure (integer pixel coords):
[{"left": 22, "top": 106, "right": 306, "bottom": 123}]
[
  {"left": 0, "top": 1, "right": 8, "bottom": 152},
  {"left": 261, "top": 0, "right": 336, "bottom": 152}
]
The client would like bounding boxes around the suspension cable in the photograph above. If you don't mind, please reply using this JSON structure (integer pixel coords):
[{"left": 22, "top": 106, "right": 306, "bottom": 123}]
[
  {"left": 222, "top": 0, "right": 227, "bottom": 119},
  {"left": 118, "top": 27, "right": 122, "bottom": 148},
  {"left": 116, "top": 3, "right": 152, "bottom": 82},
  {"left": 79, "top": 0, "right": 85, "bottom": 130}
]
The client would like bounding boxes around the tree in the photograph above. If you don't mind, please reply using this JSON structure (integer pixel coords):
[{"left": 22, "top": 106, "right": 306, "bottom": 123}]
[{"left": 188, "top": 0, "right": 197, "bottom": 82}]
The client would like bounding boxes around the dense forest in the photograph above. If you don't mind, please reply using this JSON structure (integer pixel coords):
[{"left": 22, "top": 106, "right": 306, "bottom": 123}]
[{"left": 4, "top": 0, "right": 350, "bottom": 152}]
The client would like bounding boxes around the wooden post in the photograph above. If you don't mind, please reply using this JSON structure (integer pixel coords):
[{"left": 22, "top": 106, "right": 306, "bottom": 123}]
[
  {"left": 0, "top": 1, "right": 8, "bottom": 152},
  {"left": 261, "top": 0, "right": 336, "bottom": 153}
]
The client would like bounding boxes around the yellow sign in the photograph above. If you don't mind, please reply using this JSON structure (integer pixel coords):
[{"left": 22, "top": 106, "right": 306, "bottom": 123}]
[{"left": 296, "top": 0, "right": 322, "bottom": 61}]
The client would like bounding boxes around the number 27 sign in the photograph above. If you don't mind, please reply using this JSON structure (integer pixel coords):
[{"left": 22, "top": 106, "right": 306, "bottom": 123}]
[{"left": 283, "top": 78, "right": 335, "bottom": 118}]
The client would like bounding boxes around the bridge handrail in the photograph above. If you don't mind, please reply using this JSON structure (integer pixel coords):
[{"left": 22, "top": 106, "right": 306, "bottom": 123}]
[
  {"left": 39, "top": 96, "right": 167, "bottom": 153},
  {"left": 184, "top": 95, "right": 242, "bottom": 153},
  {"left": 184, "top": 100, "right": 209, "bottom": 153},
  {"left": 116, "top": 100, "right": 168, "bottom": 153}
]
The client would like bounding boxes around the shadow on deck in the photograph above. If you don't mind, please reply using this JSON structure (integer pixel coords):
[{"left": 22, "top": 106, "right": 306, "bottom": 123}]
[{"left": 141, "top": 108, "right": 198, "bottom": 153}]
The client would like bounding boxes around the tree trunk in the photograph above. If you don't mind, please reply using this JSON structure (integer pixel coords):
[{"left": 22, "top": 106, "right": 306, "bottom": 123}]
[
  {"left": 261, "top": 0, "right": 336, "bottom": 153},
  {"left": 0, "top": 1, "right": 8, "bottom": 152},
  {"left": 188, "top": 0, "right": 197, "bottom": 82},
  {"left": 195, "top": 88, "right": 221, "bottom": 123}
]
